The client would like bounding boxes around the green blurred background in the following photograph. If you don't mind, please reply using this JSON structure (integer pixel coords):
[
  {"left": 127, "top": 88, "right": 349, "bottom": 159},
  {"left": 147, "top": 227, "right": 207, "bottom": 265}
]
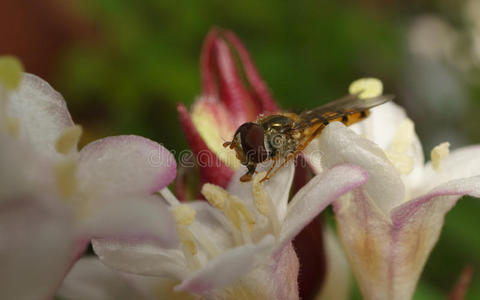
[{"left": 2, "top": 0, "right": 480, "bottom": 298}]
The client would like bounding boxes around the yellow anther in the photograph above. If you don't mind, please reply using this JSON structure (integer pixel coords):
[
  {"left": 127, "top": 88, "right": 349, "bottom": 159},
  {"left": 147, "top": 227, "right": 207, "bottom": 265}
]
[
  {"left": 431, "top": 142, "right": 450, "bottom": 172},
  {"left": 390, "top": 119, "right": 415, "bottom": 153},
  {"left": 385, "top": 151, "right": 414, "bottom": 175},
  {"left": 5, "top": 116, "right": 19, "bottom": 137},
  {"left": 349, "top": 77, "right": 383, "bottom": 99},
  {"left": 0, "top": 56, "right": 23, "bottom": 90},
  {"left": 229, "top": 196, "right": 255, "bottom": 232},
  {"left": 201, "top": 183, "right": 228, "bottom": 210},
  {"left": 55, "top": 125, "right": 82, "bottom": 155},
  {"left": 252, "top": 172, "right": 270, "bottom": 216},
  {"left": 173, "top": 204, "right": 196, "bottom": 226},
  {"left": 178, "top": 227, "right": 197, "bottom": 256},
  {"left": 55, "top": 159, "right": 78, "bottom": 199}
]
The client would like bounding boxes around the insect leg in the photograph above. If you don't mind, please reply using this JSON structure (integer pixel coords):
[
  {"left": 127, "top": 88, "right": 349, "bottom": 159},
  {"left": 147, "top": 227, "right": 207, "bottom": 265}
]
[
  {"left": 259, "top": 155, "right": 279, "bottom": 182},
  {"left": 259, "top": 125, "right": 325, "bottom": 183}
]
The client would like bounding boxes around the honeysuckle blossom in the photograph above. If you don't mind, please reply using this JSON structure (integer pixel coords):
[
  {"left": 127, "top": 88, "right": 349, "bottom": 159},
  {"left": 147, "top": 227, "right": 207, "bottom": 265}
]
[
  {"left": 0, "top": 57, "right": 178, "bottom": 299},
  {"left": 177, "top": 29, "right": 329, "bottom": 298},
  {"left": 305, "top": 79, "right": 480, "bottom": 300},
  {"left": 177, "top": 28, "right": 277, "bottom": 187},
  {"left": 93, "top": 161, "right": 368, "bottom": 299}
]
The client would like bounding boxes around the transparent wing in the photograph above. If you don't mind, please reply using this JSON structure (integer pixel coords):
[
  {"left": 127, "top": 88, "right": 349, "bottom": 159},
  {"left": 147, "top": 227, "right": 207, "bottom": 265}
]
[{"left": 292, "top": 94, "right": 394, "bottom": 132}]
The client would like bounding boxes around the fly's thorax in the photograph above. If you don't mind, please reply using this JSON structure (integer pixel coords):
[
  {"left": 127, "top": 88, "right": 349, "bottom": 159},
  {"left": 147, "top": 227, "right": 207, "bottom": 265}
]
[{"left": 258, "top": 115, "right": 298, "bottom": 158}]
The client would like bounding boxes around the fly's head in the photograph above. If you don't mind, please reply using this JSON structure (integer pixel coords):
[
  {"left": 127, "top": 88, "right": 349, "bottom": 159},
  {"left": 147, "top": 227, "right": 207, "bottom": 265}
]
[{"left": 223, "top": 122, "right": 269, "bottom": 182}]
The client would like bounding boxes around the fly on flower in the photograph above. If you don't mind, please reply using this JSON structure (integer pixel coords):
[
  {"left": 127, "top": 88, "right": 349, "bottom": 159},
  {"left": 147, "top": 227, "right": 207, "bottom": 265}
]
[{"left": 223, "top": 78, "right": 394, "bottom": 182}]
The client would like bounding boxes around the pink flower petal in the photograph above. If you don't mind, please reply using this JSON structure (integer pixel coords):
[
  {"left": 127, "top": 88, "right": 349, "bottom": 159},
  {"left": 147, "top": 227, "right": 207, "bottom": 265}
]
[
  {"left": 223, "top": 30, "right": 278, "bottom": 113},
  {"left": 78, "top": 135, "right": 176, "bottom": 198},
  {"left": 8, "top": 73, "right": 74, "bottom": 160},
  {"left": 200, "top": 28, "right": 262, "bottom": 124},
  {"left": 270, "top": 243, "right": 300, "bottom": 300},
  {"left": 333, "top": 188, "right": 393, "bottom": 299},
  {"left": 277, "top": 164, "right": 368, "bottom": 251},
  {"left": 177, "top": 103, "right": 233, "bottom": 187}
]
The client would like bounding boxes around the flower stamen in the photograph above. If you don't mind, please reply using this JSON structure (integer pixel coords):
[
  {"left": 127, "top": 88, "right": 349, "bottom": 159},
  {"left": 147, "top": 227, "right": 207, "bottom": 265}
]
[
  {"left": 55, "top": 125, "right": 83, "bottom": 155},
  {"left": 431, "top": 142, "right": 450, "bottom": 172},
  {"left": 173, "top": 204, "right": 201, "bottom": 270},
  {"left": 202, "top": 183, "right": 255, "bottom": 245}
]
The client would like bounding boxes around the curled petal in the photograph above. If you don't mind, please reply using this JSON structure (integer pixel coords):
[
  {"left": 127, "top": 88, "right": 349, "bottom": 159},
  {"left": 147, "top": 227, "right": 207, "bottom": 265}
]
[
  {"left": 317, "top": 122, "right": 405, "bottom": 214},
  {"left": 58, "top": 257, "right": 189, "bottom": 300},
  {"left": 174, "top": 235, "right": 275, "bottom": 293},
  {"left": 277, "top": 164, "right": 368, "bottom": 251},
  {"left": 92, "top": 239, "right": 189, "bottom": 279},
  {"left": 412, "top": 145, "right": 480, "bottom": 197},
  {"left": 351, "top": 102, "right": 424, "bottom": 185},
  {"left": 388, "top": 176, "right": 480, "bottom": 300},
  {"left": 7, "top": 73, "right": 74, "bottom": 160},
  {"left": 190, "top": 99, "right": 239, "bottom": 170},
  {"left": 78, "top": 135, "right": 176, "bottom": 198}
]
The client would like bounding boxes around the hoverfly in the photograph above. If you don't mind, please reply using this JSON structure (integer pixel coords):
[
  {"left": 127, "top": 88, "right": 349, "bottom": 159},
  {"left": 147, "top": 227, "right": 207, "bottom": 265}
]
[{"left": 223, "top": 93, "right": 393, "bottom": 182}]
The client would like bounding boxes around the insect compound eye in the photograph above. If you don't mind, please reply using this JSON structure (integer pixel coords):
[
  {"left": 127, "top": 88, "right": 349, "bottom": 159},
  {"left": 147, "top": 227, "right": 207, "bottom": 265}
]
[{"left": 236, "top": 122, "right": 269, "bottom": 164}]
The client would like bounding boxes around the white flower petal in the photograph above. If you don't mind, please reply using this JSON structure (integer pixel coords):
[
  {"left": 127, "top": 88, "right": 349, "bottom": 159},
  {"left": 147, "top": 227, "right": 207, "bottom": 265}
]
[
  {"left": 92, "top": 238, "right": 189, "bottom": 279},
  {"left": 57, "top": 257, "right": 191, "bottom": 300},
  {"left": 351, "top": 102, "right": 407, "bottom": 149},
  {"left": 0, "top": 198, "right": 76, "bottom": 300},
  {"left": 277, "top": 164, "right": 367, "bottom": 251},
  {"left": 317, "top": 122, "right": 405, "bottom": 213},
  {"left": 174, "top": 235, "right": 275, "bottom": 293},
  {"left": 79, "top": 195, "right": 178, "bottom": 248},
  {"left": 302, "top": 137, "right": 323, "bottom": 174},
  {"left": 7, "top": 73, "right": 74, "bottom": 160},
  {"left": 351, "top": 102, "right": 425, "bottom": 185},
  {"left": 0, "top": 132, "right": 53, "bottom": 201},
  {"left": 78, "top": 135, "right": 176, "bottom": 199},
  {"left": 412, "top": 145, "right": 480, "bottom": 197}
]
